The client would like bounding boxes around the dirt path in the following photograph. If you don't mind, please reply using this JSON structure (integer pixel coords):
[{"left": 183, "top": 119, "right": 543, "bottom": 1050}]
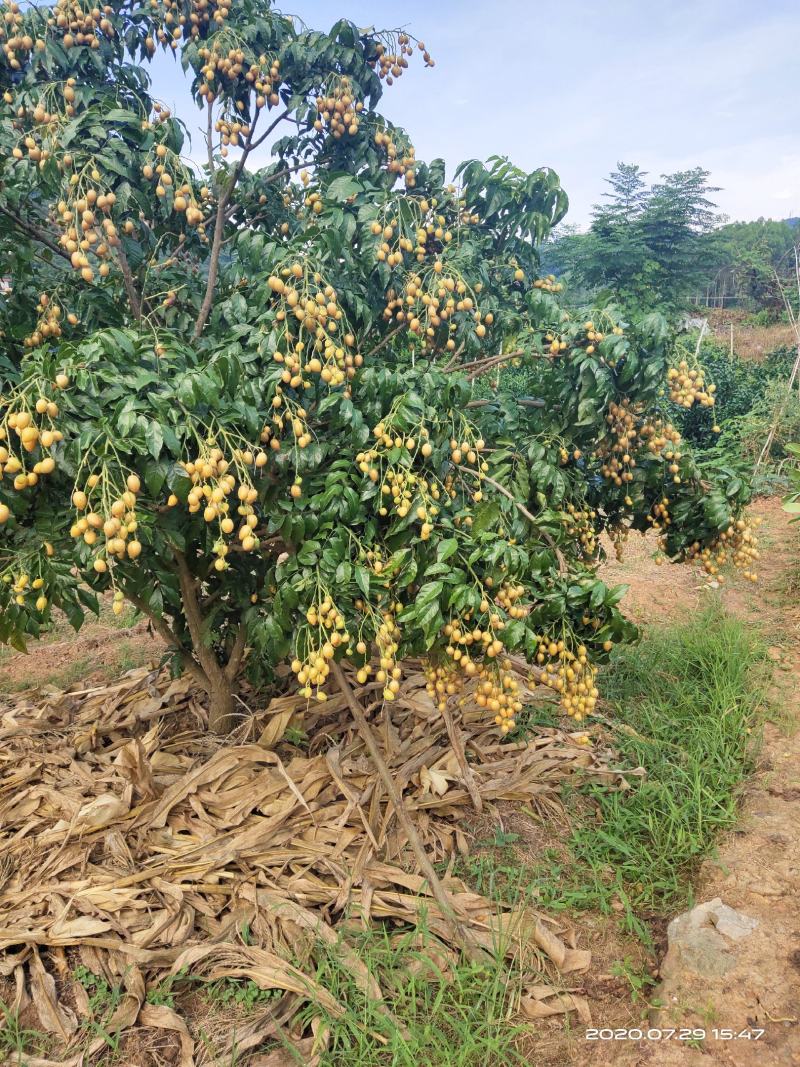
[{"left": 595, "top": 497, "right": 800, "bottom": 1066}]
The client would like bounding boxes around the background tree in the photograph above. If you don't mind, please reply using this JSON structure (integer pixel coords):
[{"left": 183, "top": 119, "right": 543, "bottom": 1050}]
[
  {"left": 0, "top": 0, "right": 759, "bottom": 744},
  {"left": 546, "top": 163, "right": 720, "bottom": 314}
]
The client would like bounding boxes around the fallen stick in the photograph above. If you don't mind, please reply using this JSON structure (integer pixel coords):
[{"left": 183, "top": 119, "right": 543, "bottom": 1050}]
[{"left": 331, "top": 660, "right": 489, "bottom": 963}]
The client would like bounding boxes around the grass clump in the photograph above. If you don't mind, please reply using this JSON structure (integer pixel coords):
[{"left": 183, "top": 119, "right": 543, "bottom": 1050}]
[
  {"left": 452, "top": 605, "right": 769, "bottom": 938},
  {"left": 294, "top": 921, "right": 526, "bottom": 1067},
  {"left": 572, "top": 603, "right": 768, "bottom": 914}
]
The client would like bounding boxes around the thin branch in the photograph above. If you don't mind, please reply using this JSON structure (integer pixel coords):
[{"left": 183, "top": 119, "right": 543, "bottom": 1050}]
[
  {"left": 465, "top": 351, "right": 528, "bottom": 381},
  {"left": 439, "top": 702, "right": 482, "bottom": 812},
  {"left": 331, "top": 661, "right": 488, "bottom": 962},
  {"left": 466, "top": 396, "right": 545, "bottom": 410},
  {"left": 125, "top": 590, "right": 208, "bottom": 689},
  {"left": 756, "top": 257, "right": 800, "bottom": 470},
  {"left": 455, "top": 464, "right": 567, "bottom": 572},
  {"left": 206, "top": 98, "right": 216, "bottom": 183},
  {"left": 363, "top": 322, "right": 406, "bottom": 361},
  {"left": 193, "top": 107, "right": 291, "bottom": 340},
  {"left": 0, "top": 205, "right": 70, "bottom": 261}
]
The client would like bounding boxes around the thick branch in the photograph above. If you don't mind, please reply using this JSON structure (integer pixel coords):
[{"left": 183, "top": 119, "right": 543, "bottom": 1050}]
[
  {"left": 331, "top": 661, "right": 487, "bottom": 962},
  {"left": 174, "top": 549, "right": 227, "bottom": 683},
  {"left": 115, "top": 243, "right": 142, "bottom": 321},
  {"left": 125, "top": 590, "right": 208, "bottom": 689},
  {"left": 224, "top": 623, "right": 247, "bottom": 682}
]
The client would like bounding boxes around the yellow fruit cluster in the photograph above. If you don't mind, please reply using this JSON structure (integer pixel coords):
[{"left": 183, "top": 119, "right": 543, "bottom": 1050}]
[
  {"left": 383, "top": 269, "right": 490, "bottom": 351},
  {"left": 70, "top": 470, "right": 142, "bottom": 572},
  {"left": 351, "top": 607, "right": 402, "bottom": 700},
  {"left": 292, "top": 597, "right": 351, "bottom": 702},
  {"left": 370, "top": 203, "right": 456, "bottom": 268},
  {"left": 198, "top": 46, "right": 280, "bottom": 107},
  {"left": 1, "top": 567, "right": 49, "bottom": 612},
  {"left": 0, "top": 378, "right": 66, "bottom": 516},
  {"left": 597, "top": 399, "right": 640, "bottom": 487},
  {"left": 175, "top": 445, "right": 263, "bottom": 569},
  {"left": 648, "top": 496, "right": 672, "bottom": 535},
  {"left": 494, "top": 581, "right": 528, "bottom": 619},
  {"left": 23, "top": 293, "right": 73, "bottom": 348},
  {"left": 425, "top": 658, "right": 522, "bottom": 734},
  {"left": 374, "top": 128, "right": 416, "bottom": 187},
  {"left": 267, "top": 267, "right": 361, "bottom": 388},
  {"left": 370, "top": 33, "right": 434, "bottom": 85},
  {"left": 261, "top": 391, "right": 312, "bottom": 461},
  {"left": 52, "top": 178, "right": 123, "bottom": 282},
  {"left": 148, "top": 0, "right": 231, "bottom": 50},
  {"left": 313, "top": 76, "right": 364, "bottom": 138},
  {"left": 667, "top": 361, "right": 716, "bottom": 408},
  {"left": 141, "top": 145, "right": 207, "bottom": 227},
  {"left": 685, "top": 517, "right": 760, "bottom": 584},
  {"left": 563, "top": 503, "right": 597, "bottom": 556},
  {"left": 533, "top": 275, "right": 563, "bottom": 294},
  {"left": 533, "top": 638, "right": 598, "bottom": 721},
  {"left": 1, "top": 2, "right": 34, "bottom": 70}
]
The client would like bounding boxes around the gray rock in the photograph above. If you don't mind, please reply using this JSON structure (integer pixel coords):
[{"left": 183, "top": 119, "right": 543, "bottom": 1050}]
[{"left": 660, "top": 897, "right": 759, "bottom": 980}]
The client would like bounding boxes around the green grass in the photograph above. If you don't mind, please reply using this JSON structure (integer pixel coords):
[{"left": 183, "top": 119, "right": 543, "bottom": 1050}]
[
  {"left": 0, "top": 1001, "right": 51, "bottom": 1066},
  {"left": 569, "top": 604, "right": 768, "bottom": 914},
  {"left": 455, "top": 605, "right": 770, "bottom": 939},
  {"left": 291, "top": 920, "right": 527, "bottom": 1067}
]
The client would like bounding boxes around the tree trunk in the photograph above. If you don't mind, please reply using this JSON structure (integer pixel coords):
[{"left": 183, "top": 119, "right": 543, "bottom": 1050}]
[{"left": 208, "top": 681, "right": 236, "bottom": 734}]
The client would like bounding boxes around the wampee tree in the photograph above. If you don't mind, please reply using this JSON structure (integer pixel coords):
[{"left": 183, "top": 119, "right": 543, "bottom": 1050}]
[{"left": 0, "top": 0, "right": 759, "bottom": 737}]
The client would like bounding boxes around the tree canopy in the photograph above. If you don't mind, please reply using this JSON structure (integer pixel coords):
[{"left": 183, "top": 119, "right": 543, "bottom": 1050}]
[{"left": 0, "top": 1, "right": 759, "bottom": 734}]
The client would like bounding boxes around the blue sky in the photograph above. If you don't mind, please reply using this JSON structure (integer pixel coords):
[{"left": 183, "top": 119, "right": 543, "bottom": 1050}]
[{"left": 149, "top": 0, "right": 799, "bottom": 228}]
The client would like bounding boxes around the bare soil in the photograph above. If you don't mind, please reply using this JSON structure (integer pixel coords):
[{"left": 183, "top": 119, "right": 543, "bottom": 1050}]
[{"left": 587, "top": 497, "right": 800, "bottom": 1066}]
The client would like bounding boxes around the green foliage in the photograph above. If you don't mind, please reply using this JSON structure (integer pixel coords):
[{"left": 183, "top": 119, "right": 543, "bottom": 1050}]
[
  {"left": 545, "top": 163, "right": 720, "bottom": 314},
  {"left": 72, "top": 965, "right": 125, "bottom": 1053},
  {"left": 784, "top": 443, "right": 800, "bottom": 520},
  {"left": 698, "top": 219, "right": 799, "bottom": 313},
  {"left": 0, "top": 999, "right": 51, "bottom": 1066}
]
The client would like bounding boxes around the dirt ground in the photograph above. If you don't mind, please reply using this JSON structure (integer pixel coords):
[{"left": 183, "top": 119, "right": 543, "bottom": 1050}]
[
  {"left": 704, "top": 308, "right": 797, "bottom": 363},
  {"left": 588, "top": 496, "right": 800, "bottom": 1067},
  {"left": 0, "top": 601, "right": 163, "bottom": 695}
]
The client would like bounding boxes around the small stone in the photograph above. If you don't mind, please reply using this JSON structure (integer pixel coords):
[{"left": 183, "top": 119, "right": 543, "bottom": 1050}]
[{"left": 660, "top": 898, "right": 758, "bottom": 980}]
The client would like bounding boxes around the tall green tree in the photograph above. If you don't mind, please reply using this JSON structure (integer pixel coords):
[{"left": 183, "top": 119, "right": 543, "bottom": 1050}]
[{"left": 547, "top": 163, "right": 720, "bottom": 314}]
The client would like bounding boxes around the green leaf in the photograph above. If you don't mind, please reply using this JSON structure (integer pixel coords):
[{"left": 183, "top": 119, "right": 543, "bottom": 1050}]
[
  {"left": 146, "top": 421, "right": 164, "bottom": 460},
  {"left": 436, "top": 537, "right": 459, "bottom": 563}
]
